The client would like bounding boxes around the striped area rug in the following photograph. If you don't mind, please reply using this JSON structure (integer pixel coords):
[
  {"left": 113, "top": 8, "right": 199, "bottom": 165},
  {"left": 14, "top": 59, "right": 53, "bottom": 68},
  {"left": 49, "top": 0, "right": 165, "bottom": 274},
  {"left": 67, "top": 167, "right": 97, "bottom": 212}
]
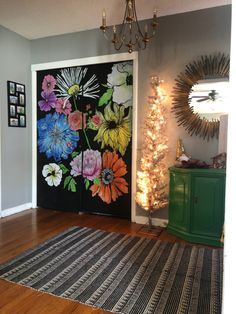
[{"left": 0, "top": 227, "right": 223, "bottom": 314}]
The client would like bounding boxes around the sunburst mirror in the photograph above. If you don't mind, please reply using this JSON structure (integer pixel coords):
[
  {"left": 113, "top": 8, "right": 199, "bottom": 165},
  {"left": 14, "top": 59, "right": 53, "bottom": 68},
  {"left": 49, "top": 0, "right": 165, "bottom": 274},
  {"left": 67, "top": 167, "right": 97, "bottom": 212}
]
[{"left": 172, "top": 53, "right": 230, "bottom": 139}]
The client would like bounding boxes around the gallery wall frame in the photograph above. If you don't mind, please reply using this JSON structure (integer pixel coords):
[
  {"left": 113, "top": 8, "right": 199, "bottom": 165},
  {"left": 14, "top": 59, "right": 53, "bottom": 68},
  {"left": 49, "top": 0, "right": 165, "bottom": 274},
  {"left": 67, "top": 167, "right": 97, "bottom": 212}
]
[
  {"left": 31, "top": 52, "right": 138, "bottom": 222},
  {"left": 7, "top": 80, "right": 26, "bottom": 127}
]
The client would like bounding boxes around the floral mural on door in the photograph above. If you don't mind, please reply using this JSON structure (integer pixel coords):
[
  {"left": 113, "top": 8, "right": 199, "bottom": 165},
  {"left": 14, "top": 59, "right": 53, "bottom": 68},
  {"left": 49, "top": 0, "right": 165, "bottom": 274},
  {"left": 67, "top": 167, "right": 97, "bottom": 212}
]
[{"left": 37, "top": 60, "right": 132, "bottom": 218}]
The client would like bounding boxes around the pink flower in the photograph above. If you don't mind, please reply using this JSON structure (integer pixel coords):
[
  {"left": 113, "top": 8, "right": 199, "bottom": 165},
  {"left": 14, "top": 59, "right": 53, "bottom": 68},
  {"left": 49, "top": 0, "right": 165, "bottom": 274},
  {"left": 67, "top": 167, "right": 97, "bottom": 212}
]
[
  {"left": 70, "top": 149, "right": 102, "bottom": 181},
  {"left": 42, "top": 75, "right": 56, "bottom": 93},
  {"left": 68, "top": 110, "right": 86, "bottom": 130},
  {"left": 55, "top": 98, "right": 72, "bottom": 115},
  {"left": 91, "top": 114, "right": 103, "bottom": 126}
]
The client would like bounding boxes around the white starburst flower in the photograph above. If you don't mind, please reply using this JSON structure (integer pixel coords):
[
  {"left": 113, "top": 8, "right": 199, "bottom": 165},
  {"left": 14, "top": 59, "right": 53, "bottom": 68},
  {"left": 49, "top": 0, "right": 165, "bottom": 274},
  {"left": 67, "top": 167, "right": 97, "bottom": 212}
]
[
  {"left": 42, "top": 163, "right": 62, "bottom": 187},
  {"left": 56, "top": 67, "right": 99, "bottom": 102}
]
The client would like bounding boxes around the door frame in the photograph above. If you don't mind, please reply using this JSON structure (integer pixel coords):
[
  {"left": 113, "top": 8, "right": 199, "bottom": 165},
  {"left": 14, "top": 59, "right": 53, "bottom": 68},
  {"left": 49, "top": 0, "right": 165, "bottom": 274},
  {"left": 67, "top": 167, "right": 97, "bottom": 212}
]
[{"left": 31, "top": 52, "right": 138, "bottom": 222}]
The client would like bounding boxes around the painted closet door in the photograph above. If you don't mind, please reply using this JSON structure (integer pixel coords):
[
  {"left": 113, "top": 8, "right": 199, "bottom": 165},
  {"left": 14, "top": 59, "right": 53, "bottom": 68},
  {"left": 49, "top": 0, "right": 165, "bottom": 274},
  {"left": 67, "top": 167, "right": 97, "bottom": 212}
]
[{"left": 37, "top": 61, "right": 132, "bottom": 218}]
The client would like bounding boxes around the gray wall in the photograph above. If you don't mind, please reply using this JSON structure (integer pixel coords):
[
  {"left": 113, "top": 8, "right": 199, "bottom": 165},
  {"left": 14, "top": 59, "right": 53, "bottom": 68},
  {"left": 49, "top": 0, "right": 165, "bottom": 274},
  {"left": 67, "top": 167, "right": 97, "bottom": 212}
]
[
  {"left": 31, "top": 5, "right": 231, "bottom": 219},
  {"left": 0, "top": 26, "right": 32, "bottom": 211},
  {"left": 136, "top": 5, "right": 231, "bottom": 218}
]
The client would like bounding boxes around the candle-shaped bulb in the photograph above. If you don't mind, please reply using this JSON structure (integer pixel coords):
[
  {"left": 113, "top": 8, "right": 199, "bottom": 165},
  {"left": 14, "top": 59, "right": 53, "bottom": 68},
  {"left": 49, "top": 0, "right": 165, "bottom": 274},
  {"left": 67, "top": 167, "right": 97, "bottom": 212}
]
[
  {"left": 102, "top": 9, "right": 106, "bottom": 27},
  {"left": 153, "top": 8, "right": 157, "bottom": 18},
  {"left": 113, "top": 25, "right": 117, "bottom": 34}
]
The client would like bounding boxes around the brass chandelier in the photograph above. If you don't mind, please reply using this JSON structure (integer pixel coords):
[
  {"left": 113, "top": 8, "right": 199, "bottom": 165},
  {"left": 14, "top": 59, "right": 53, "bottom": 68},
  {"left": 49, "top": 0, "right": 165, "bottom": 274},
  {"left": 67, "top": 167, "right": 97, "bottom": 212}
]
[{"left": 100, "top": 0, "right": 158, "bottom": 53}]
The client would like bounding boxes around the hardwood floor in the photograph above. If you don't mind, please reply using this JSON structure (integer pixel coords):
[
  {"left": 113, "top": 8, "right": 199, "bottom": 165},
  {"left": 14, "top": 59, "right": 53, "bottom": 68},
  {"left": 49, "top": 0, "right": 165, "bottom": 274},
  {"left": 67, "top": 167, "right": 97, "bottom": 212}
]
[{"left": 0, "top": 208, "right": 195, "bottom": 313}]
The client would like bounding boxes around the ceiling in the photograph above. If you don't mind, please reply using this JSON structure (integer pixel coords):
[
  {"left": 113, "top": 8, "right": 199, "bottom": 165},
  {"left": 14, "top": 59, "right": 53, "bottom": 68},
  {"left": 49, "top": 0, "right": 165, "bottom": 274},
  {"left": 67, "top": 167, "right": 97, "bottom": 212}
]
[{"left": 0, "top": 0, "right": 231, "bottom": 40}]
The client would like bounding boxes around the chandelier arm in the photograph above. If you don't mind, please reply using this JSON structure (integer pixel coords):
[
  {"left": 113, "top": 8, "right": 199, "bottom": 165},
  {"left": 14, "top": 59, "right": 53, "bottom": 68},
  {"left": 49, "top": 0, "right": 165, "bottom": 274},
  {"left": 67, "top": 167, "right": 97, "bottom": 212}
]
[
  {"left": 136, "top": 34, "right": 145, "bottom": 49},
  {"left": 133, "top": 0, "right": 157, "bottom": 41},
  {"left": 112, "top": 2, "right": 129, "bottom": 50},
  {"left": 127, "top": 21, "right": 139, "bottom": 47},
  {"left": 136, "top": 35, "right": 147, "bottom": 50},
  {"left": 102, "top": 30, "right": 109, "bottom": 41},
  {"left": 113, "top": 41, "right": 124, "bottom": 51}
]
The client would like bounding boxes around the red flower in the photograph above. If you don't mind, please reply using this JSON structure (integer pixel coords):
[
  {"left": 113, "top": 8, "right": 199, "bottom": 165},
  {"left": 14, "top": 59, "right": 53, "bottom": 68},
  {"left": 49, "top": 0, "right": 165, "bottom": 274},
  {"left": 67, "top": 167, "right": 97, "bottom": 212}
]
[
  {"left": 68, "top": 110, "right": 86, "bottom": 130},
  {"left": 91, "top": 114, "right": 103, "bottom": 127}
]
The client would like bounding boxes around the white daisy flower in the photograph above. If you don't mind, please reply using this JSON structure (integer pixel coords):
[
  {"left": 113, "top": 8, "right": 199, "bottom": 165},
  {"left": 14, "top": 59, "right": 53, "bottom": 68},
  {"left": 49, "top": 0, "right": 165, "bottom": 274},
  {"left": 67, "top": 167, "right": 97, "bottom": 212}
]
[
  {"left": 56, "top": 67, "right": 99, "bottom": 102},
  {"left": 107, "top": 61, "right": 133, "bottom": 108},
  {"left": 42, "top": 163, "right": 62, "bottom": 187}
]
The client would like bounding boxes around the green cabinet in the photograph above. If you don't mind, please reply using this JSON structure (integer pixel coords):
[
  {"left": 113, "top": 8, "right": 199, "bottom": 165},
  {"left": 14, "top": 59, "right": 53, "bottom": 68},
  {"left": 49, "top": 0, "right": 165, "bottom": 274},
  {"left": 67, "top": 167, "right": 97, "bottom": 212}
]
[{"left": 167, "top": 167, "right": 225, "bottom": 246}]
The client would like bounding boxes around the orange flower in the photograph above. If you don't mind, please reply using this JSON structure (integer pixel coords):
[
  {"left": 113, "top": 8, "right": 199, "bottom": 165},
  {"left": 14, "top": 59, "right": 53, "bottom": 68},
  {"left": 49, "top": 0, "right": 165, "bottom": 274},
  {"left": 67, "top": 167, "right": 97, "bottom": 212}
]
[{"left": 90, "top": 150, "right": 128, "bottom": 204}]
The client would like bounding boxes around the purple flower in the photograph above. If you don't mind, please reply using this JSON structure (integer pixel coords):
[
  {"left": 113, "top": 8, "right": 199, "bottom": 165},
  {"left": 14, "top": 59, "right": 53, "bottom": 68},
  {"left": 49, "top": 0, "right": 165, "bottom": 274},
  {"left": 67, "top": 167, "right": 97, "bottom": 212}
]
[
  {"left": 42, "top": 75, "right": 56, "bottom": 93},
  {"left": 38, "top": 91, "right": 57, "bottom": 112},
  {"left": 70, "top": 149, "right": 102, "bottom": 181}
]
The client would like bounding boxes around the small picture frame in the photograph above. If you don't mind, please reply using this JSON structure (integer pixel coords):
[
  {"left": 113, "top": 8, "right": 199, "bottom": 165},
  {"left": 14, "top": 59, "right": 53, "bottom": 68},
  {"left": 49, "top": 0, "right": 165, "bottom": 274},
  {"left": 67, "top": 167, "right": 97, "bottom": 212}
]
[
  {"left": 17, "top": 106, "right": 25, "bottom": 114},
  {"left": 10, "top": 105, "right": 16, "bottom": 117},
  {"left": 7, "top": 81, "right": 26, "bottom": 128},
  {"left": 19, "top": 115, "right": 26, "bottom": 127},
  {"left": 16, "top": 83, "right": 25, "bottom": 93},
  {"left": 9, "top": 82, "right": 16, "bottom": 94},
  {"left": 9, "top": 118, "right": 19, "bottom": 127}
]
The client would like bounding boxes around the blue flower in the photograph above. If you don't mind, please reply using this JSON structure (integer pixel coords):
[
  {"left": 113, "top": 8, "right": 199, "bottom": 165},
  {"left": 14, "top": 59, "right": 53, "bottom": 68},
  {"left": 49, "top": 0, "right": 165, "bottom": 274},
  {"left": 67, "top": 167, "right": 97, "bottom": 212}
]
[{"left": 37, "top": 112, "right": 80, "bottom": 161}]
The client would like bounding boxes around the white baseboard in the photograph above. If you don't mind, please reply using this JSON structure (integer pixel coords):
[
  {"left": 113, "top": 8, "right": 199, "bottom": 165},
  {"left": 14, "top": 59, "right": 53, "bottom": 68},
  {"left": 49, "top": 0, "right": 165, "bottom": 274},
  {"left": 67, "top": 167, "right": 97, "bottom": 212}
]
[
  {"left": 135, "top": 215, "right": 168, "bottom": 227},
  {"left": 1, "top": 203, "right": 32, "bottom": 218}
]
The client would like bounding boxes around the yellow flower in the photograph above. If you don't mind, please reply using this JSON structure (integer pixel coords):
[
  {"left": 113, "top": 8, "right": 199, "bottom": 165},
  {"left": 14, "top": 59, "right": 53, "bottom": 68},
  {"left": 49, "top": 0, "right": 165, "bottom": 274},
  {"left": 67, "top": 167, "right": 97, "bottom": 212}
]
[{"left": 94, "top": 103, "right": 131, "bottom": 156}]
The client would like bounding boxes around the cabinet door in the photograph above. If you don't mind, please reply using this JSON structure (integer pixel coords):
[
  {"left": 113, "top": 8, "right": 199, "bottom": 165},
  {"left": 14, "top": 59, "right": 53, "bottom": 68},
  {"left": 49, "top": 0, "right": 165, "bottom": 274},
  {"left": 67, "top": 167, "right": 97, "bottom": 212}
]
[
  {"left": 169, "top": 172, "right": 190, "bottom": 232},
  {"left": 191, "top": 176, "right": 224, "bottom": 237}
]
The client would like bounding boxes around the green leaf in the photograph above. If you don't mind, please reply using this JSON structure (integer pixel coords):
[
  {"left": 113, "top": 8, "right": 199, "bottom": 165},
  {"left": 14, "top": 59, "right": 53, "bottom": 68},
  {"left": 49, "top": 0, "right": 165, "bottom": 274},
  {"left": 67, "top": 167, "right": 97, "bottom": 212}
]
[
  {"left": 59, "top": 163, "right": 69, "bottom": 175},
  {"left": 64, "top": 175, "right": 72, "bottom": 189},
  {"left": 98, "top": 88, "right": 113, "bottom": 107},
  {"left": 71, "top": 151, "right": 79, "bottom": 159},
  {"left": 102, "top": 84, "right": 108, "bottom": 88},
  {"left": 69, "top": 178, "right": 77, "bottom": 192},
  {"left": 84, "top": 178, "right": 90, "bottom": 190},
  {"left": 93, "top": 177, "right": 101, "bottom": 186}
]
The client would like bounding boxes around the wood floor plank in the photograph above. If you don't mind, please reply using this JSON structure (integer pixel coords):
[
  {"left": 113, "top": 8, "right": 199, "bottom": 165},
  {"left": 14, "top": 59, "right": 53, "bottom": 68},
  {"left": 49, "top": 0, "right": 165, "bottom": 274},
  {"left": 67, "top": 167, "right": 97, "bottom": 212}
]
[{"left": 0, "top": 207, "right": 201, "bottom": 313}]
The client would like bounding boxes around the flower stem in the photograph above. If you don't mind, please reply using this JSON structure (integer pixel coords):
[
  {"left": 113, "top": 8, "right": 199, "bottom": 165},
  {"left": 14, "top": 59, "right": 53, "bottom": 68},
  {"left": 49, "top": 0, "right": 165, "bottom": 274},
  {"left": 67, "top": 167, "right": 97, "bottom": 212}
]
[
  {"left": 83, "top": 129, "right": 91, "bottom": 149},
  {"left": 73, "top": 96, "right": 78, "bottom": 110}
]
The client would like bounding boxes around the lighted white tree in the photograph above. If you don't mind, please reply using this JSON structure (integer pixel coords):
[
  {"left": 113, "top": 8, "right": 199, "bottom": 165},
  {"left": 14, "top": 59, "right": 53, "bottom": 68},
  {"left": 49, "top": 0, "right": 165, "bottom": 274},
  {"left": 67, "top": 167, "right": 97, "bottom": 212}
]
[{"left": 136, "top": 76, "right": 168, "bottom": 229}]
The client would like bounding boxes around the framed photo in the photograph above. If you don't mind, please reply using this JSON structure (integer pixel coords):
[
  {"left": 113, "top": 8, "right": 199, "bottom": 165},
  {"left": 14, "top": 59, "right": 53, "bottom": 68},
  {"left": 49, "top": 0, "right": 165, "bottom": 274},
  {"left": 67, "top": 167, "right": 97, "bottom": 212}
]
[
  {"left": 10, "top": 105, "right": 16, "bottom": 117},
  {"left": 17, "top": 106, "right": 25, "bottom": 114},
  {"left": 19, "top": 115, "right": 26, "bottom": 127},
  {"left": 9, "top": 82, "right": 16, "bottom": 94},
  {"left": 10, "top": 95, "right": 18, "bottom": 105},
  {"left": 16, "top": 83, "right": 25, "bottom": 93},
  {"left": 19, "top": 94, "right": 25, "bottom": 105},
  {"left": 7, "top": 80, "right": 26, "bottom": 128},
  {"left": 9, "top": 118, "right": 19, "bottom": 127}
]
